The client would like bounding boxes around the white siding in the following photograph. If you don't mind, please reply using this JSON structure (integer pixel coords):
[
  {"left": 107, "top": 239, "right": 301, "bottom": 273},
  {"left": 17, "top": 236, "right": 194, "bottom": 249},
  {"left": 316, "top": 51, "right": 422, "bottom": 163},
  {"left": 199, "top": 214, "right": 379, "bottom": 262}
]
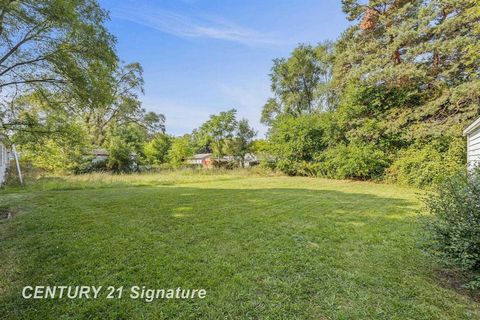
[{"left": 467, "top": 127, "right": 480, "bottom": 171}]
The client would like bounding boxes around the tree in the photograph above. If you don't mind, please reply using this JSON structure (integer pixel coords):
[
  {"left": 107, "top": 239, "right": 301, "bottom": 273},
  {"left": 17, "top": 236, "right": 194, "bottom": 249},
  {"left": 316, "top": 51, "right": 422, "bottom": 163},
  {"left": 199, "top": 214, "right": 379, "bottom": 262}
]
[
  {"left": 168, "top": 135, "right": 194, "bottom": 167},
  {"left": 228, "top": 119, "right": 256, "bottom": 167},
  {"left": 144, "top": 133, "right": 172, "bottom": 164},
  {"left": 109, "top": 122, "right": 147, "bottom": 156},
  {"left": 80, "top": 62, "right": 164, "bottom": 146},
  {"left": 268, "top": 114, "right": 326, "bottom": 164},
  {"left": 143, "top": 112, "right": 166, "bottom": 137},
  {"left": 8, "top": 90, "right": 92, "bottom": 171},
  {"left": 0, "top": 0, "right": 117, "bottom": 136},
  {"left": 266, "top": 114, "right": 326, "bottom": 176},
  {"left": 107, "top": 136, "right": 135, "bottom": 173},
  {"left": 198, "top": 109, "right": 237, "bottom": 160},
  {"left": 335, "top": 0, "right": 480, "bottom": 141},
  {"left": 14, "top": 121, "right": 89, "bottom": 172},
  {"left": 259, "top": 0, "right": 479, "bottom": 183},
  {"left": 261, "top": 43, "right": 335, "bottom": 124},
  {"left": 251, "top": 139, "right": 270, "bottom": 155}
]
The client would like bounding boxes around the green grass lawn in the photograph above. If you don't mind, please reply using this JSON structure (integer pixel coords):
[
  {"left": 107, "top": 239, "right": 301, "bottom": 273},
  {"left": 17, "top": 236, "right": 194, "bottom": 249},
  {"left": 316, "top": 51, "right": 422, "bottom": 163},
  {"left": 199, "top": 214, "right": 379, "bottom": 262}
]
[{"left": 0, "top": 173, "right": 479, "bottom": 319}]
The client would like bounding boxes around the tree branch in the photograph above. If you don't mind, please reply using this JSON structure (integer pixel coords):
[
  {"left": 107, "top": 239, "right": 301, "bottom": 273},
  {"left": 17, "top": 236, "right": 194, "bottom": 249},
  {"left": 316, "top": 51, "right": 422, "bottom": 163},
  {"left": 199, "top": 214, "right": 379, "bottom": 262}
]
[
  {"left": 0, "top": 78, "right": 65, "bottom": 89},
  {"left": 0, "top": 20, "right": 49, "bottom": 66},
  {"left": 0, "top": 55, "right": 48, "bottom": 76}
]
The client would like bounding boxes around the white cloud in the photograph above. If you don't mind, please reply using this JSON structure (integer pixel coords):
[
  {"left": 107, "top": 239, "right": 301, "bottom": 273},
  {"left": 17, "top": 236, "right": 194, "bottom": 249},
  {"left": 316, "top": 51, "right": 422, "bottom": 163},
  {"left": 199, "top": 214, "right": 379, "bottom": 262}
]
[{"left": 111, "top": 5, "right": 282, "bottom": 47}]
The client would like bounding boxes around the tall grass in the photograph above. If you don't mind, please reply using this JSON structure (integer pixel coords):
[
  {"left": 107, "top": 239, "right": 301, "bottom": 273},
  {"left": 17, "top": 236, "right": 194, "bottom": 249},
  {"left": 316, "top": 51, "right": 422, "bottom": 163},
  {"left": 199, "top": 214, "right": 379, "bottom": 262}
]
[{"left": 1, "top": 167, "right": 279, "bottom": 192}]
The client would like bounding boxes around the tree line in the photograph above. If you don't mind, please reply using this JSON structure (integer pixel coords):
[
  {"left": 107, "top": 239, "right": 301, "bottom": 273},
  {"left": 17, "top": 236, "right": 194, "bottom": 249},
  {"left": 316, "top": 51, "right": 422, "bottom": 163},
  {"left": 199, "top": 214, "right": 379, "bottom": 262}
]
[
  {"left": 1, "top": 0, "right": 478, "bottom": 187},
  {"left": 260, "top": 0, "right": 479, "bottom": 187},
  {"left": 0, "top": 0, "right": 165, "bottom": 171},
  {"left": 145, "top": 109, "right": 257, "bottom": 170},
  {"left": 0, "top": 0, "right": 259, "bottom": 173}
]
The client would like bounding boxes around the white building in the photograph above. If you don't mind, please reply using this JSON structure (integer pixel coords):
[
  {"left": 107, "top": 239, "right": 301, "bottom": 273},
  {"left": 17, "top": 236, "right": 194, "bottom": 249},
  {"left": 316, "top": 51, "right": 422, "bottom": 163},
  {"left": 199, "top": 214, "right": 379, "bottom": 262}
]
[
  {"left": 464, "top": 117, "right": 480, "bottom": 171},
  {"left": 91, "top": 149, "right": 109, "bottom": 163},
  {"left": 0, "top": 142, "right": 10, "bottom": 185}
]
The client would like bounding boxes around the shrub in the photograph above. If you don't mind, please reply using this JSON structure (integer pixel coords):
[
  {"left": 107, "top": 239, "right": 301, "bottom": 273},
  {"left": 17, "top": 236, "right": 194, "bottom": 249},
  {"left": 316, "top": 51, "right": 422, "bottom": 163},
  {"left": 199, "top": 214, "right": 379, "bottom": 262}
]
[
  {"left": 72, "top": 159, "right": 108, "bottom": 174},
  {"left": 168, "top": 135, "right": 195, "bottom": 167},
  {"left": 274, "top": 160, "right": 321, "bottom": 177},
  {"left": 211, "top": 159, "right": 238, "bottom": 170},
  {"left": 318, "top": 143, "right": 389, "bottom": 180},
  {"left": 17, "top": 129, "right": 89, "bottom": 173},
  {"left": 424, "top": 169, "right": 480, "bottom": 288},
  {"left": 386, "top": 140, "right": 465, "bottom": 188},
  {"left": 144, "top": 133, "right": 172, "bottom": 164},
  {"left": 107, "top": 137, "right": 137, "bottom": 173},
  {"left": 268, "top": 114, "right": 326, "bottom": 164}
]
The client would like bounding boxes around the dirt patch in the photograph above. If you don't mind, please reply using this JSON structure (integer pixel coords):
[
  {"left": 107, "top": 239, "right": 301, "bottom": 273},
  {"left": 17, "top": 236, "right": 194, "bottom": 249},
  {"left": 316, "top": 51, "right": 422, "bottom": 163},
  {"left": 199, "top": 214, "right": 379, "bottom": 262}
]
[
  {"left": 0, "top": 206, "right": 18, "bottom": 221},
  {"left": 436, "top": 268, "right": 480, "bottom": 302}
]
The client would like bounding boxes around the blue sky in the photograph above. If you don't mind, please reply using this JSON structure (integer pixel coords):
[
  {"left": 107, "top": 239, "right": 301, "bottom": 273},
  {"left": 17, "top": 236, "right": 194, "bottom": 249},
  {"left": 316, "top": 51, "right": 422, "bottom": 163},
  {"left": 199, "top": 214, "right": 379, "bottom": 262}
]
[{"left": 99, "top": 0, "right": 350, "bottom": 137}]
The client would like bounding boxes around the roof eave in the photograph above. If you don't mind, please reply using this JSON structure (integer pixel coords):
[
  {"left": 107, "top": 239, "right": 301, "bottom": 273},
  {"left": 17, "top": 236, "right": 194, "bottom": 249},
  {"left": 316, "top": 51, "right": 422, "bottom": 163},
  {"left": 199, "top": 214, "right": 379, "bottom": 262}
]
[{"left": 464, "top": 117, "right": 480, "bottom": 136}]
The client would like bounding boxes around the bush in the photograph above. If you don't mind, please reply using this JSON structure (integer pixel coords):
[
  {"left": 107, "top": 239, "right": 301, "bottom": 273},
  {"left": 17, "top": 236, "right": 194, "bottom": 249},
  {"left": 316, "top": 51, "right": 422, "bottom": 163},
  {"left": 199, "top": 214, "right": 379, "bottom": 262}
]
[
  {"left": 168, "top": 135, "right": 195, "bottom": 167},
  {"left": 274, "top": 160, "right": 321, "bottom": 177},
  {"left": 72, "top": 159, "right": 108, "bottom": 174},
  {"left": 386, "top": 140, "right": 465, "bottom": 188},
  {"left": 424, "top": 169, "right": 480, "bottom": 288},
  {"left": 318, "top": 143, "right": 389, "bottom": 180},
  {"left": 268, "top": 114, "right": 326, "bottom": 164},
  {"left": 17, "top": 133, "right": 89, "bottom": 173},
  {"left": 107, "top": 137, "right": 137, "bottom": 173},
  {"left": 144, "top": 133, "right": 172, "bottom": 164}
]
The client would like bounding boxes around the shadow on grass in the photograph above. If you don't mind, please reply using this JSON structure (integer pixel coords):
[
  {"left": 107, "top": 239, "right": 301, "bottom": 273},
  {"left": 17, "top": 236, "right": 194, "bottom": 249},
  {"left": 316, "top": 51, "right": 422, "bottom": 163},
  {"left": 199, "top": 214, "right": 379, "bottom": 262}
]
[{"left": 0, "top": 185, "right": 478, "bottom": 319}]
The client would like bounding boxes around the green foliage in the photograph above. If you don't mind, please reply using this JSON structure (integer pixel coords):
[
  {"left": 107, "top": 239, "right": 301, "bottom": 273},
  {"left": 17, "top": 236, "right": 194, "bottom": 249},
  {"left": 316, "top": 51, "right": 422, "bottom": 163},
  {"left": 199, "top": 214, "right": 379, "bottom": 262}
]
[
  {"left": 109, "top": 124, "right": 147, "bottom": 157},
  {"left": 336, "top": 0, "right": 480, "bottom": 139},
  {"left": 168, "top": 135, "right": 194, "bottom": 167},
  {"left": 143, "top": 112, "right": 166, "bottom": 136},
  {"left": 386, "top": 139, "right": 466, "bottom": 188},
  {"left": 251, "top": 139, "right": 270, "bottom": 154},
  {"left": 107, "top": 136, "right": 136, "bottom": 173},
  {"left": 261, "top": 0, "right": 479, "bottom": 185},
  {"left": 227, "top": 119, "right": 256, "bottom": 167},
  {"left": 81, "top": 62, "right": 150, "bottom": 146},
  {"left": 103, "top": 124, "right": 149, "bottom": 173},
  {"left": 261, "top": 43, "right": 334, "bottom": 124},
  {"left": 197, "top": 109, "right": 237, "bottom": 159},
  {"left": 424, "top": 170, "right": 480, "bottom": 288},
  {"left": 0, "top": 0, "right": 117, "bottom": 136},
  {"left": 318, "top": 143, "right": 389, "bottom": 180},
  {"left": 334, "top": 82, "right": 419, "bottom": 148},
  {"left": 275, "top": 160, "right": 322, "bottom": 177},
  {"left": 0, "top": 1, "right": 165, "bottom": 175},
  {"left": 144, "top": 133, "right": 172, "bottom": 164},
  {"left": 268, "top": 114, "right": 326, "bottom": 164},
  {"left": 15, "top": 120, "right": 90, "bottom": 173}
]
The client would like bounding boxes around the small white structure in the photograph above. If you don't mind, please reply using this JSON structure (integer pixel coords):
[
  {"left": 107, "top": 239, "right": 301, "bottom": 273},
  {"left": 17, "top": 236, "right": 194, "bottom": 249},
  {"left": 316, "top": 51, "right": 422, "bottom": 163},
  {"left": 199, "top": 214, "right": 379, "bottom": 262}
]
[
  {"left": 91, "top": 149, "right": 109, "bottom": 163},
  {"left": 243, "top": 153, "right": 260, "bottom": 167},
  {"left": 464, "top": 117, "right": 480, "bottom": 171},
  {"left": 0, "top": 142, "right": 10, "bottom": 185}
]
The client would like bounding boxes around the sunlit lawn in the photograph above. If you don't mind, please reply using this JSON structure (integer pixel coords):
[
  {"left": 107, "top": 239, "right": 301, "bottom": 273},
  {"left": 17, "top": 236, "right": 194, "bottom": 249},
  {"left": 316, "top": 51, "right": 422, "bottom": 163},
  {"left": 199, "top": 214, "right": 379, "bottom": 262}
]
[{"left": 0, "top": 173, "right": 479, "bottom": 319}]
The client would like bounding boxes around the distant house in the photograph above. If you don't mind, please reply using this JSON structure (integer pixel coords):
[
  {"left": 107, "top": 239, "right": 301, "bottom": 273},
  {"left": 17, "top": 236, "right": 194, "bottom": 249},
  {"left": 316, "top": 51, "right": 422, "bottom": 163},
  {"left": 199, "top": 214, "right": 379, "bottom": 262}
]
[
  {"left": 187, "top": 153, "right": 260, "bottom": 168},
  {"left": 187, "top": 153, "right": 212, "bottom": 167},
  {"left": 90, "top": 149, "right": 138, "bottom": 170},
  {"left": 91, "top": 149, "right": 109, "bottom": 163},
  {"left": 243, "top": 153, "right": 260, "bottom": 167},
  {"left": 464, "top": 117, "right": 480, "bottom": 171},
  {"left": 0, "top": 142, "right": 10, "bottom": 185}
]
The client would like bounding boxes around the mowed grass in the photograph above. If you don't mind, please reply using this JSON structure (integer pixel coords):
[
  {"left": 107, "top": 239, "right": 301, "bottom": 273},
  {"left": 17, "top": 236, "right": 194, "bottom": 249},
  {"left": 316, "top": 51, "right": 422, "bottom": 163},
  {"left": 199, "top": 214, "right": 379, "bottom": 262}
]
[{"left": 0, "top": 173, "right": 479, "bottom": 319}]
